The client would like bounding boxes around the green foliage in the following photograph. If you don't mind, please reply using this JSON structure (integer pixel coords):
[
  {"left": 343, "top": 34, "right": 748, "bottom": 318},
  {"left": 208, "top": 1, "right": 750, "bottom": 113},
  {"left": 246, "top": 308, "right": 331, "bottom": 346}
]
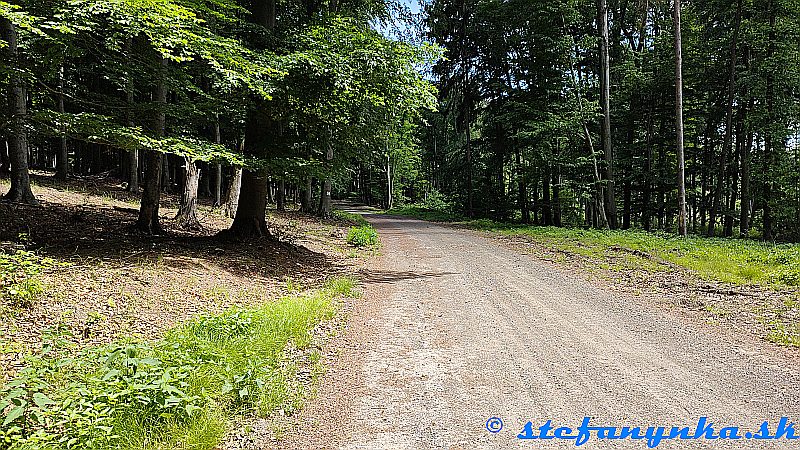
[
  {"left": 0, "top": 250, "right": 63, "bottom": 306},
  {"left": 346, "top": 225, "right": 379, "bottom": 248},
  {"left": 0, "top": 279, "right": 355, "bottom": 450}
]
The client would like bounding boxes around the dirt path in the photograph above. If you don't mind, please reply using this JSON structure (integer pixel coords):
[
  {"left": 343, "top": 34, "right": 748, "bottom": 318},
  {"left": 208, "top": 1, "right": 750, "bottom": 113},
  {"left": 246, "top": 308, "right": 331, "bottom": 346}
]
[{"left": 280, "top": 214, "right": 800, "bottom": 449}]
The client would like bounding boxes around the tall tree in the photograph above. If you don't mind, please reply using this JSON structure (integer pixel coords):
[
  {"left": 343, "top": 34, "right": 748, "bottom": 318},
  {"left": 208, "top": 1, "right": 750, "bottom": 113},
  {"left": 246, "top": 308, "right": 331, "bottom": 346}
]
[
  {"left": 598, "top": 0, "right": 617, "bottom": 228},
  {"left": 674, "top": 0, "right": 687, "bottom": 237},
  {"left": 1, "top": 16, "right": 36, "bottom": 204}
]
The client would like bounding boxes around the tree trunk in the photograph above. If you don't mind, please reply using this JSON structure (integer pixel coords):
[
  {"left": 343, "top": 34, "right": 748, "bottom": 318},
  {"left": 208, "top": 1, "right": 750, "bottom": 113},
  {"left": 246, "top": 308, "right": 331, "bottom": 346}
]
[
  {"left": 161, "top": 155, "right": 171, "bottom": 193},
  {"left": 1, "top": 18, "right": 36, "bottom": 205},
  {"left": 136, "top": 54, "right": 167, "bottom": 234},
  {"left": 200, "top": 163, "right": 212, "bottom": 198},
  {"left": 542, "top": 169, "right": 552, "bottom": 226},
  {"left": 465, "top": 109, "right": 474, "bottom": 218},
  {"left": 739, "top": 118, "right": 753, "bottom": 238},
  {"left": 276, "top": 178, "right": 286, "bottom": 211},
  {"left": 224, "top": 167, "right": 242, "bottom": 219},
  {"left": 301, "top": 177, "right": 313, "bottom": 212},
  {"left": 320, "top": 143, "right": 333, "bottom": 218},
  {"left": 763, "top": 0, "right": 776, "bottom": 241},
  {"left": 675, "top": 0, "right": 688, "bottom": 237},
  {"left": 214, "top": 163, "right": 223, "bottom": 207},
  {"left": 175, "top": 157, "right": 202, "bottom": 229},
  {"left": 516, "top": 147, "right": 529, "bottom": 224},
  {"left": 55, "top": 66, "right": 69, "bottom": 181},
  {"left": 598, "top": 0, "right": 617, "bottom": 228},
  {"left": 125, "top": 38, "right": 139, "bottom": 193},
  {"left": 228, "top": 0, "right": 275, "bottom": 239},
  {"left": 552, "top": 164, "right": 562, "bottom": 227},
  {"left": 213, "top": 119, "right": 223, "bottom": 206}
]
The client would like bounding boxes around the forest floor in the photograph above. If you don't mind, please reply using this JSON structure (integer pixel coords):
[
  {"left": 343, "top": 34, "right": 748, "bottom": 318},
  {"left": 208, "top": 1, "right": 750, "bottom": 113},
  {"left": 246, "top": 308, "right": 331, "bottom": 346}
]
[
  {"left": 0, "top": 172, "right": 369, "bottom": 383},
  {"left": 283, "top": 211, "right": 800, "bottom": 449}
]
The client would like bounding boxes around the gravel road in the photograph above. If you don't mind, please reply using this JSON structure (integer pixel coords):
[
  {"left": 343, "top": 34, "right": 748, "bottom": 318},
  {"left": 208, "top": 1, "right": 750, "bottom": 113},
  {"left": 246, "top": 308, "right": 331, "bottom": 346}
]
[{"left": 280, "top": 214, "right": 800, "bottom": 449}]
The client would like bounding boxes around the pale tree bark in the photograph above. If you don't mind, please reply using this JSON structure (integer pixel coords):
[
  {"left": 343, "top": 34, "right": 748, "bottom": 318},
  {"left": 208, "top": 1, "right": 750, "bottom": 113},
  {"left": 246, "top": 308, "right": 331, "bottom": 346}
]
[
  {"left": 214, "top": 163, "right": 223, "bottom": 207},
  {"left": 1, "top": 18, "right": 37, "bottom": 205},
  {"left": 598, "top": 0, "right": 617, "bottom": 228},
  {"left": 224, "top": 167, "right": 242, "bottom": 219},
  {"left": 675, "top": 0, "right": 688, "bottom": 237},
  {"left": 136, "top": 54, "right": 167, "bottom": 234},
  {"left": 175, "top": 157, "right": 202, "bottom": 229}
]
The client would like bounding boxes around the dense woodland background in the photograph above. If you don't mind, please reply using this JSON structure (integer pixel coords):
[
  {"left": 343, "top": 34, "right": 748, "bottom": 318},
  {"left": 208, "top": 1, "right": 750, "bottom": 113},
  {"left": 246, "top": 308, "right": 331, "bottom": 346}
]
[
  {"left": 417, "top": 0, "right": 800, "bottom": 241},
  {"left": 2, "top": 0, "right": 800, "bottom": 242}
]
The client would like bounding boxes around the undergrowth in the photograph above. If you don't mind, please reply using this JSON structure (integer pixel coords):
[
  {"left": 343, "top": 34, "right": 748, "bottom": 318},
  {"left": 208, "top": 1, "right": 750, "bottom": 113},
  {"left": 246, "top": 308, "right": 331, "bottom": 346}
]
[
  {"left": 346, "top": 226, "right": 379, "bottom": 248},
  {"left": 1, "top": 248, "right": 65, "bottom": 307},
  {"left": 0, "top": 277, "right": 355, "bottom": 450}
]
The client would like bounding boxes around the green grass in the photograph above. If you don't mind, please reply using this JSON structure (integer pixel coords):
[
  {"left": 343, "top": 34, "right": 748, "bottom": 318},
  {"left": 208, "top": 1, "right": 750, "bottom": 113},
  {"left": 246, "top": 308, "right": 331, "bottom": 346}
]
[
  {"left": 471, "top": 223, "right": 800, "bottom": 288},
  {"left": 387, "top": 205, "right": 800, "bottom": 289},
  {"left": 0, "top": 277, "right": 356, "bottom": 450}
]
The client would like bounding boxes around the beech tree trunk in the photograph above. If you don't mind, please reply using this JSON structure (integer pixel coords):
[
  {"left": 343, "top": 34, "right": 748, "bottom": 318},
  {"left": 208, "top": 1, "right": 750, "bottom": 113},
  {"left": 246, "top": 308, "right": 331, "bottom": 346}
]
[
  {"left": 301, "top": 177, "right": 313, "bottom": 213},
  {"left": 214, "top": 163, "right": 223, "bottom": 207},
  {"left": 136, "top": 54, "right": 167, "bottom": 234},
  {"left": 176, "top": 157, "right": 201, "bottom": 229},
  {"left": 224, "top": 167, "right": 242, "bottom": 219},
  {"left": 1, "top": 18, "right": 37, "bottom": 205},
  {"left": 229, "top": 0, "right": 274, "bottom": 239}
]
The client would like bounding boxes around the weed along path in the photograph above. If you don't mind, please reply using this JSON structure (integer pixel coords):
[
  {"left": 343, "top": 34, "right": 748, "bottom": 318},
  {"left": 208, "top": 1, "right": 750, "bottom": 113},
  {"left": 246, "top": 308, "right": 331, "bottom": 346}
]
[{"left": 281, "top": 213, "right": 800, "bottom": 449}]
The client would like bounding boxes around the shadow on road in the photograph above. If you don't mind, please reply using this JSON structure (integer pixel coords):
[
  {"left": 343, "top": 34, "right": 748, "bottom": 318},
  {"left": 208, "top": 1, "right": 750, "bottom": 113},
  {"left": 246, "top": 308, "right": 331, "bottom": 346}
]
[{"left": 358, "top": 268, "right": 456, "bottom": 284}]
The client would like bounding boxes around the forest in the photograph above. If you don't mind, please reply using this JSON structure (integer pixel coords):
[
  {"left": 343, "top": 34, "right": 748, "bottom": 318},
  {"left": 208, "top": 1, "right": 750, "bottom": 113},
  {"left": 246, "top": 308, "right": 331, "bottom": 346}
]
[
  {"left": 4, "top": 1, "right": 800, "bottom": 242},
  {"left": 414, "top": 0, "right": 800, "bottom": 241},
  {"left": 0, "top": 0, "right": 436, "bottom": 238},
  {"left": 2, "top": 0, "right": 800, "bottom": 448}
]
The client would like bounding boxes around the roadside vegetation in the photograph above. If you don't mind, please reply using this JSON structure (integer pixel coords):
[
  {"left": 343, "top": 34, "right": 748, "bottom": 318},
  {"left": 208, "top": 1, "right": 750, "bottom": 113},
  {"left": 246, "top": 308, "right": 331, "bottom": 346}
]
[{"left": 0, "top": 278, "right": 355, "bottom": 450}]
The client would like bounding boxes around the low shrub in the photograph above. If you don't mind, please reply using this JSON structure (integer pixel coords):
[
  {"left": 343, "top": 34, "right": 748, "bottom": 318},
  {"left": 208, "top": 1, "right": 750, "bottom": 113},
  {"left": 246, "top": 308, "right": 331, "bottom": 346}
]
[
  {"left": 346, "top": 226, "right": 379, "bottom": 248},
  {"left": 0, "top": 250, "right": 64, "bottom": 306}
]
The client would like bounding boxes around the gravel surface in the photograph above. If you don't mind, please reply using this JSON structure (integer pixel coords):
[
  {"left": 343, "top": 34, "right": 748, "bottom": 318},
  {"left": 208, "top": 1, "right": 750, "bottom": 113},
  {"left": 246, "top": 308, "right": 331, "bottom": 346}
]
[{"left": 280, "top": 214, "right": 800, "bottom": 449}]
